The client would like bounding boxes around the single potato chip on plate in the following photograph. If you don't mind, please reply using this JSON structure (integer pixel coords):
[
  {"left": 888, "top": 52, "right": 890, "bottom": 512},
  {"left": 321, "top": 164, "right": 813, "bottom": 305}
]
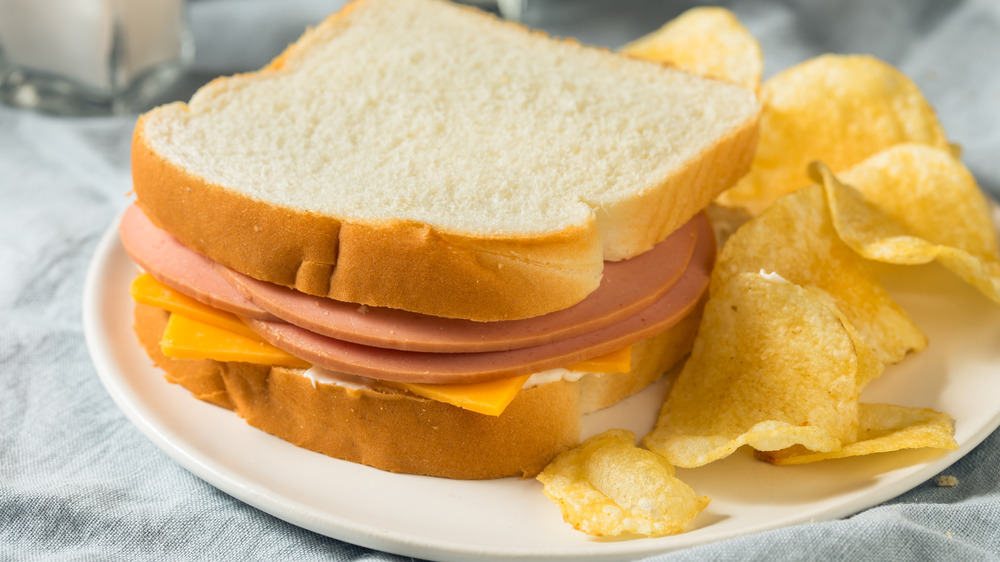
[
  {"left": 643, "top": 272, "right": 882, "bottom": 468},
  {"left": 755, "top": 403, "right": 957, "bottom": 465},
  {"left": 713, "top": 183, "right": 927, "bottom": 366},
  {"left": 537, "top": 429, "right": 709, "bottom": 537},
  {"left": 621, "top": 6, "right": 762, "bottom": 91},
  {"left": 818, "top": 145, "right": 1000, "bottom": 303},
  {"left": 718, "top": 54, "right": 950, "bottom": 214}
]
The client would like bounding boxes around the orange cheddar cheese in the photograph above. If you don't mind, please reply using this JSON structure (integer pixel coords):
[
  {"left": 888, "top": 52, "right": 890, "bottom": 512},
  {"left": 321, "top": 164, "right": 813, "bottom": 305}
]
[
  {"left": 160, "top": 312, "right": 312, "bottom": 368},
  {"left": 566, "top": 344, "right": 632, "bottom": 374},
  {"left": 131, "top": 274, "right": 259, "bottom": 339},
  {"left": 392, "top": 375, "right": 532, "bottom": 416}
]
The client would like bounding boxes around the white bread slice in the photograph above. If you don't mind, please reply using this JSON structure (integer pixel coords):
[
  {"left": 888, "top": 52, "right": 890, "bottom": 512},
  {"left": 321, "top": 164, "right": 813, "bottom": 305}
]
[
  {"left": 132, "top": 0, "right": 758, "bottom": 321},
  {"left": 133, "top": 300, "right": 701, "bottom": 479}
]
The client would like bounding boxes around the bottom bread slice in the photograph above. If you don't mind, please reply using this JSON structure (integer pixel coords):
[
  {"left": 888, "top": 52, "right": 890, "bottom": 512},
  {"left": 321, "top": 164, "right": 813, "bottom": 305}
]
[{"left": 133, "top": 302, "right": 701, "bottom": 479}]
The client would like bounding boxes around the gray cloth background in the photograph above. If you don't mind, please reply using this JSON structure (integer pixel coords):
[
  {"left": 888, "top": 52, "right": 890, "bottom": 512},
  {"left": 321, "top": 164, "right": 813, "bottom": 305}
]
[{"left": 2, "top": 0, "right": 999, "bottom": 560}]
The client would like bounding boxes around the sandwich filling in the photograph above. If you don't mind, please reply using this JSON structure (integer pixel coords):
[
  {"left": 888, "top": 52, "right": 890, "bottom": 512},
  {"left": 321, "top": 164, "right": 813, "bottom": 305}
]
[{"left": 121, "top": 204, "right": 714, "bottom": 415}]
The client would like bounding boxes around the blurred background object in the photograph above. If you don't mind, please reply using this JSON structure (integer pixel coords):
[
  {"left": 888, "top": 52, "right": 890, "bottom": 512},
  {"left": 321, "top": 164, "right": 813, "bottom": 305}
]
[{"left": 0, "top": 0, "right": 193, "bottom": 115}]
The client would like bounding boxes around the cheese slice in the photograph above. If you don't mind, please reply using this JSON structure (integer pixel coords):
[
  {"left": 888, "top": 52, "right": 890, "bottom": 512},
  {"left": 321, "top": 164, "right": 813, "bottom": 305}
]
[
  {"left": 566, "top": 345, "right": 632, "bottom": 374},
  {"left": 131, "top": 273, "right": 259, "bottom": 339},
  {"left": 388, "top": 344, "right": 631, "bottom": 416},
  {"left": 392, "top": 376, "right": 531, "bottom": 416},
  {"left": 160, "top": 312, "right": 311, "bottom": 368},
  {"left": 394, "top": 345, "right": 633, "bottom": 416}
]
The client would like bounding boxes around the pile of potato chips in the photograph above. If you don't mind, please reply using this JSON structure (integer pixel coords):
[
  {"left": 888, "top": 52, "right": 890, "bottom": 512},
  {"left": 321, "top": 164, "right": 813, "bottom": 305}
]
[{"left": 537, "top": 7, "right": 1000, "bottom": 538}]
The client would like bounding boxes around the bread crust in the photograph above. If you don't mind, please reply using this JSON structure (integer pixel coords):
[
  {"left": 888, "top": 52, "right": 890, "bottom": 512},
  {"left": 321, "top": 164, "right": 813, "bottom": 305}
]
[
  {"left": 133, "top": 301, "right": 700, "bottom": 479},
  {"left": 131, "top": 0, "right": 758, "bottom": 322}
]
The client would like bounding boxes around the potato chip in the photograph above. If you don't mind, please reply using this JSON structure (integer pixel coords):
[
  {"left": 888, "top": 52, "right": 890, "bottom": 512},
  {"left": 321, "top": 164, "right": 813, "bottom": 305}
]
[
  {"left": 537, "top": 429, "right": 709, "bottom": 537},
  {"left": 817, "top": 146, "right": 1000, "bottom": 303},
  {"left": 643, "top": 272, "right": 882, "bottom": 468},
  {"left": 714, "top": 183, "right": 927, "bottom": 365},
  {"left": 718, "top": 55, "right": 950, "bottom": 214},
  {"left": 830, "top": 145, "right": 998, "bottom": 259},
  {"left": 621, "top": 7, "right": 762, "bottom": 91},
  {"left": 755, "top": 403, "right": 957, "bottom": 465}
]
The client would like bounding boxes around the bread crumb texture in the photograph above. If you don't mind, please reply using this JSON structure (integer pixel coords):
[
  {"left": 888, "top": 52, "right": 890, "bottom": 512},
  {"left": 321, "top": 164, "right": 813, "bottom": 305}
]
[{"left": 934, "top": 475, "right": 959, "bottom": 487}]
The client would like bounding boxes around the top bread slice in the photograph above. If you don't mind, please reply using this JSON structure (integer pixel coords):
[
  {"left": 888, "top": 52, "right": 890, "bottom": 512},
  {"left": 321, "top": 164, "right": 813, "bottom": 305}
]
[{"left": 132, "top": 0, "right": 759, "bottom": 321}]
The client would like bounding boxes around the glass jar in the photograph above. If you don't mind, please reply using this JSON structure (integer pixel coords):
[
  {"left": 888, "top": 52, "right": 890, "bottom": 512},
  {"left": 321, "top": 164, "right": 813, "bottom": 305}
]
[{"left": 0, "top": 0, "right": 193, "bottom": 115}]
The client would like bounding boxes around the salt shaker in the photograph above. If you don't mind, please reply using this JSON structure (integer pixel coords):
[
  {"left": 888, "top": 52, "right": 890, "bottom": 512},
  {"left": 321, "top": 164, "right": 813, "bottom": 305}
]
[{"left": 0, "top": 0, "right": 192, "bottom": 115}]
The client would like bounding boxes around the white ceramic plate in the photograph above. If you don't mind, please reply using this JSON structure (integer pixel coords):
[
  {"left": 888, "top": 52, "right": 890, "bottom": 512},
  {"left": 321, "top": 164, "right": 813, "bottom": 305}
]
[{"left": 84, "top": 212, "right": 1000, "bottom": 561}]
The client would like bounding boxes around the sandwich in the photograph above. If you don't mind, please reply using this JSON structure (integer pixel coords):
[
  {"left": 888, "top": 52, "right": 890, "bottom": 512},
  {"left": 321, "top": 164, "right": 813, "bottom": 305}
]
[{"left": 120, "top": 0, "right": 760, "bottom": 479}]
